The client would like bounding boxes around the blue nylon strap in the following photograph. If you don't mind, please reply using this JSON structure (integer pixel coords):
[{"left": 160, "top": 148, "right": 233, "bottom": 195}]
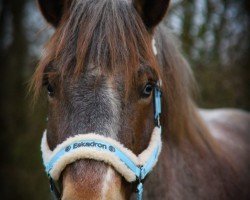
[
  {"left": 140, "top": 142, "right": 161, "bottom": 180},
  {"left": 154, "top": 86, "right": 162, "bottom": 127},
  {"left": 45, "top": 139, "right": 141, "bottom": 178},
  {"left": 45, "top": 134, "right": 161, "bottom": 200},
  {"left": 137, "top": 182, "right": 143, "bottom": 200},
  {"left": 45, "top": 134, "right": 162, "bottom": 178},
  {"left": 136, "top": 134, "right": 161, "bottom": 200}
]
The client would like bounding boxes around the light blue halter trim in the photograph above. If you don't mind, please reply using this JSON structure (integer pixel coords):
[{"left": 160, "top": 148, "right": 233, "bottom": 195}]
[
  {"left": 45, "top": 137, "right": 161, "bottom": 178},
  {"left": 43, "top": 85, "right": 162, "bottom": 200},
  {"left": 44, "top": 131, "right": 161, "bottom": 200}
]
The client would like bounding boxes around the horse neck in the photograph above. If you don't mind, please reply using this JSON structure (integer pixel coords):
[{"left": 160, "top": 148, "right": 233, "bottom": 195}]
[
  {"left": 143, "top": 125, "right": 237, "bottom": 200},
  {"left": 144, "top": 27, "right": 234, "bottom": 198}
]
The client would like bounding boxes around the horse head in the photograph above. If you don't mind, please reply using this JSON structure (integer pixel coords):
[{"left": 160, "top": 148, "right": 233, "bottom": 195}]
[{"left": 34, "top": 0, "right": 170, "bottom": 199}]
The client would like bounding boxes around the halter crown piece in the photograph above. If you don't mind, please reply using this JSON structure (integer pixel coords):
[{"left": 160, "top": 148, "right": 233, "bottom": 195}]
[{"left": 41, "top": 39, "right": 162, "bottom": 200}]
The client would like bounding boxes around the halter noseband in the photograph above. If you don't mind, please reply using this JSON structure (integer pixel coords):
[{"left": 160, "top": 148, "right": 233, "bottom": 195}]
[{"left": 41, "top": 39, "right": 162, "bottom": 200}]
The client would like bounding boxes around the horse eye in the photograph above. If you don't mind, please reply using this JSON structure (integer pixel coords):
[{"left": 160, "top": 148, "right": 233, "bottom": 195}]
[
  {"left": 142, "top": 83, "right": 153, "bottom": 98},
  {"left": 47, "top": 84, "right": 55, "bottom": 97}
]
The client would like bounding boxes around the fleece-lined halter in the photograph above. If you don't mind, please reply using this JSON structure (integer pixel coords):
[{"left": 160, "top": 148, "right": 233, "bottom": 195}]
[{"left": 41, "top": 39, "right": 162, "bottom": 200}]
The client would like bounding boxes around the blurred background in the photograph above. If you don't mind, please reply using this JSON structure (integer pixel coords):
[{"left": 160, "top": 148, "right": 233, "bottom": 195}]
[{"left": 0, "top": 0, "right": 249, "bottom": 199}]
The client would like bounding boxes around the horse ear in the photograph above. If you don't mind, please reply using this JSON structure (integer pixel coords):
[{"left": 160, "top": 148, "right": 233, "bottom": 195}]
[
  {"left": 37, "top": 0, "right": 65, "bottom": 27},
  {"left": 133, "top": 0, "right": 170, "bottom": 30}
]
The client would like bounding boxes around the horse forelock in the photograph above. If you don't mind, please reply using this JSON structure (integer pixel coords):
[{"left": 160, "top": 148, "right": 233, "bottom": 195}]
[{"left": 32, "top": 0, "right": 159, "bottom": 98}]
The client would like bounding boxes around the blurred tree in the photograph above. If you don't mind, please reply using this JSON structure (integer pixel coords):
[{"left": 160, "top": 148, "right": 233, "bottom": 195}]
[
  {"left": 241, "top": 0, "right": 250, "bottom": 110},
  {"left": 167, "top": 0, "right": 250, "bottom": 110},
  {"left": 0, "top": 0, "right": 48, "bottom": 199}
]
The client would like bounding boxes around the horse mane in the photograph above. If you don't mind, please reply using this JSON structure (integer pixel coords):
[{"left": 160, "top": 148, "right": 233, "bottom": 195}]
[
  {"left": 32, "top": 0, "right": 217, "bottom": 154},
  {"left": 154, "top": 25, "right": 219, "bottom": 153}
]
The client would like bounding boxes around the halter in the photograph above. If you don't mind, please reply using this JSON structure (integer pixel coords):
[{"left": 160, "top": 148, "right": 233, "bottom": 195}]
[{"left": 41, "top": 39, "right": 161, "bottom": 200}]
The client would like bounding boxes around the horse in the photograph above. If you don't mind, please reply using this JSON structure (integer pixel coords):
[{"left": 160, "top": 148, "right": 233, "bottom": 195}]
[{"left": 32, "top": 0, "right": 250, "bottom": 199}]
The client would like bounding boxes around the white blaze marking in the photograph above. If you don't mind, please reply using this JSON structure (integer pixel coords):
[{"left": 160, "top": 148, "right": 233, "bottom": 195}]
[
  {"left": 101, "top": 167, "right": 114, "bottom": 200},
  {"left": 152, "top": 38, "right": 158, "bottom": 55},
  {"left": 104, "top": 83, "right": 120, "bottom": 139}
]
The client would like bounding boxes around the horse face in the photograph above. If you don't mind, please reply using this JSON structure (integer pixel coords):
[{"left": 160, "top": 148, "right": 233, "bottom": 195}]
[
  {"left": 46, "top": 66, "right": 158, "bottom": 200},
  {"left": 37, "top": 0, "right": 169, "bottom": 199}
]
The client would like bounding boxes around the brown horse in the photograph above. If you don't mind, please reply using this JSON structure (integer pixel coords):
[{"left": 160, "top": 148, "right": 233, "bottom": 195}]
[{"left": 33, "top": 0, "right": 250, "bottom": 199}]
